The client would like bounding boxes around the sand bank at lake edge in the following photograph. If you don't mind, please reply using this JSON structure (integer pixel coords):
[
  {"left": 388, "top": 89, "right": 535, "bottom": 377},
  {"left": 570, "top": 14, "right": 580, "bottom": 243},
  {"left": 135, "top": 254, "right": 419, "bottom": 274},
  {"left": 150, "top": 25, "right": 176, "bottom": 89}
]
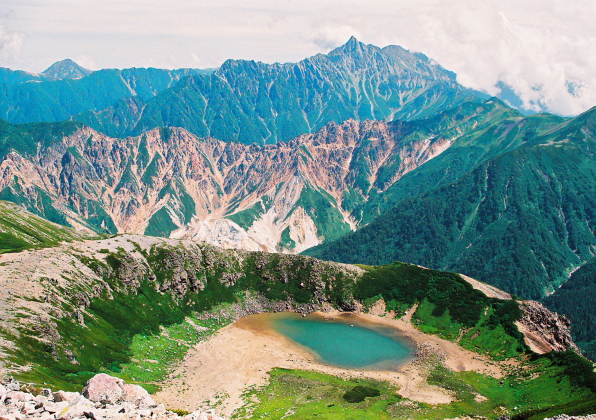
[{"left": 154, "top": 307, "right": 503, "bottom": 417}]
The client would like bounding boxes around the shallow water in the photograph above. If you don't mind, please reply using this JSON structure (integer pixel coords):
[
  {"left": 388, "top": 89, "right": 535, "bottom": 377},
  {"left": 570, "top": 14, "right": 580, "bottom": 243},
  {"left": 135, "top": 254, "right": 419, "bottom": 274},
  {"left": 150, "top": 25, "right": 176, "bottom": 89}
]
[{"left": 268, "top": 313, "right": 414, "bottom": 370}]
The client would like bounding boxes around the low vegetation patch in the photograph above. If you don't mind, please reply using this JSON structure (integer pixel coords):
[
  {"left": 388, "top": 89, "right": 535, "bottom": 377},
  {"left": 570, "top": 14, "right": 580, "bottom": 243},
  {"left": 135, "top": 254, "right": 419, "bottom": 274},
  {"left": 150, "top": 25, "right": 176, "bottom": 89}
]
[
  {"left": 355, "top": 262, "right": 527, "bottom": 358},
  {"left": 342, "top": 386, "right": 381, "bottom": 403},
  {"left": 234, "top": 369, "right": 398, "bottom": 419}
]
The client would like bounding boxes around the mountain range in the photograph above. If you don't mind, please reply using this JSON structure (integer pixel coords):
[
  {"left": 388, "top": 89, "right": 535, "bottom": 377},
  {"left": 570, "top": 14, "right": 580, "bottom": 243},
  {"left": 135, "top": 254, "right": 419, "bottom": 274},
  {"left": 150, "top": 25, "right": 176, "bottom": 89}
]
[
  {"left": 1, "top": 36, "right": 596, "bottom": 388},
  {"left": 307, "top": 105, "right": 596, "bottom": 298},
  {"left": 0, "top": 97, "right": 513, "bottom": 254},
  {"left": 1, "top": 38, "right": 477, "bottom": 143}
]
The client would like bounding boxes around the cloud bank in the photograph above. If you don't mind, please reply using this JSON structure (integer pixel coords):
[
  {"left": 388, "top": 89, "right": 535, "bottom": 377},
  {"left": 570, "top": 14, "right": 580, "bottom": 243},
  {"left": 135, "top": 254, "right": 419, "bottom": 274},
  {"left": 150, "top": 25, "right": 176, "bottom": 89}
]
[
  {"left": 0, "top": 0, "right": 595, "bottom": 116},
  {"left": 0, "top": 24, "right": 22, "bottom": 64}
]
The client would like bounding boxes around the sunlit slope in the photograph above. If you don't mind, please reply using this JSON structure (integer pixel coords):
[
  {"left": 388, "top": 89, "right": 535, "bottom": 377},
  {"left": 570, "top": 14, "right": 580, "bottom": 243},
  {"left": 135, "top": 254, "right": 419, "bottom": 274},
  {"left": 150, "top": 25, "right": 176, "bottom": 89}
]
[{"left": 0, "top": 200, "right": 93, "bottom": 253}]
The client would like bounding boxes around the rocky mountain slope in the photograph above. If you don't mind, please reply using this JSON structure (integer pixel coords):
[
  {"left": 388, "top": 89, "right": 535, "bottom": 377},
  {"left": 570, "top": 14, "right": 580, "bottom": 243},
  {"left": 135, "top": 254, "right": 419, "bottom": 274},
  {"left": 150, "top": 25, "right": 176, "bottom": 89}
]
[
  {"left": 1, "top": 38, "right": 479, "bottom": 143},
  {"left": 0, "top": 98, "right": 509, "bottom": 253}
]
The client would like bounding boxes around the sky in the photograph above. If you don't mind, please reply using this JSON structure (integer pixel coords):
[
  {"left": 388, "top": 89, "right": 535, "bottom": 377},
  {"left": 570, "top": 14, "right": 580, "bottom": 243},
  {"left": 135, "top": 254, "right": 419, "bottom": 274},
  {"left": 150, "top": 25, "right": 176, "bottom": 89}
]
[{"left": 0, "top": 0, "right": 595, "bottom": 116}]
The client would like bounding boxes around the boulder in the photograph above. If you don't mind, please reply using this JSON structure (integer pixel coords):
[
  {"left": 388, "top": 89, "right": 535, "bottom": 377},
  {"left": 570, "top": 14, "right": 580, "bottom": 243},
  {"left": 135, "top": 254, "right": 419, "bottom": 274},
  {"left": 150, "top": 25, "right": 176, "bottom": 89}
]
[
  {"left": 70, "top": 394, "right": 94, "bottom": 407},
  {"left": 33, "top": 395, "right": 50, "bottom": 406},
  {"left": 57, "top": 398, "right": 96, "bottom": 420},
  {"left": 5, "top": 392, "right": 31, "bottom": 403},
  {"left": 81, "top": 374, "right": 125, "bottom": 404},
  {"left": 19, "top": 401, "right": 36, "bottom": 416},
  {"left": 3, "top": 378, "right": 19, "bottom": 392},
  {"left": 0, "top": 384, "right": 6, "bottom": 404},
  {"left": 137, "top": 408, "right": 152, "bottom": 417},
  {"left": 42, "top": 401, "right": 69, "bottom": 414},
  {"left": 53, "top": 390, "right": 81, "bottom": 404},
  {"left": 121, "top": 384, "right": 156, "bottom": 408},
  {"left": 152, "top": 404, "right": 167, "bottom": 417}
]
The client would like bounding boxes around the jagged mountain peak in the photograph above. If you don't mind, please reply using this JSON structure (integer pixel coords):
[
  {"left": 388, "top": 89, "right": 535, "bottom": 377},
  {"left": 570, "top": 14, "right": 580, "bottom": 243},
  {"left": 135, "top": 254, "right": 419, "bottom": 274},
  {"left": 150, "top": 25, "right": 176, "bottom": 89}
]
[
  {"left": 327, "top": 36, "right": 379, "bottom": 58},
  {"left": 324, "top": 37, "right": 457, "bottom": 83},
  {"left": 42, "top": 59, "right": 93, "bottom": 81}
]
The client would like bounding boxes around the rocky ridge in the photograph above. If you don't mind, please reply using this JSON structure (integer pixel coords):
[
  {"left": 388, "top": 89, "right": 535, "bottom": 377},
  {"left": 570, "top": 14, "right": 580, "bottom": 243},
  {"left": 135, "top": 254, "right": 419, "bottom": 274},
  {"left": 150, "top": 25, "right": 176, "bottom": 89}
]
[
  {"left": 515, "top": 300, "right": 580, "bottom": 354},
  {"left": 0, "top": 98, "right": 507, "bottom": 253}
]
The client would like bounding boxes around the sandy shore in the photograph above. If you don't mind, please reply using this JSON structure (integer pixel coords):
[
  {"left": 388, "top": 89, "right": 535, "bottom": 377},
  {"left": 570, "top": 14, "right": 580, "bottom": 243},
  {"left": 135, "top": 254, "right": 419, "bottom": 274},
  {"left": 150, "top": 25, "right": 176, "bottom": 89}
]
[{"left": 154, "top": 307, "right": 503, "bottom": 417}]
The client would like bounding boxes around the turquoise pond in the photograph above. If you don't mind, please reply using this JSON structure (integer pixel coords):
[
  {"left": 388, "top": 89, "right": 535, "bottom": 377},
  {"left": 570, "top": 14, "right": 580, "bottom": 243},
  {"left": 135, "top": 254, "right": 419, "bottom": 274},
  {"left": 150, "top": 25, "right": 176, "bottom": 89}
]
[{"left": 269, "top": 313, "right": 414, "bottom": 370}]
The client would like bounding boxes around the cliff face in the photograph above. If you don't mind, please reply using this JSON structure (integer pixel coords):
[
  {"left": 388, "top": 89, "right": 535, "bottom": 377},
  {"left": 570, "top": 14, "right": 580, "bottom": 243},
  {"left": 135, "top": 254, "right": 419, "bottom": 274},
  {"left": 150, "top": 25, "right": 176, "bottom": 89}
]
[
  {"left": 0, "top": 119, "right": 453, "bottom": 252},
  {"left": 516, "top": 300, "right": 580, "bottom": 354}
]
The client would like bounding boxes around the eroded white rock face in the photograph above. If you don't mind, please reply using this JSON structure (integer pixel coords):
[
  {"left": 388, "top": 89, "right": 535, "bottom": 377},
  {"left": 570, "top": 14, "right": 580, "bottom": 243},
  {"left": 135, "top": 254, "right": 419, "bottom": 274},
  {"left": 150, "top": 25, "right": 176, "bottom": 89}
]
[
  {"left": 171, "top": 219, "right": 264, "bottom": 252},
  {"left": 0, "top": 374, "right": 227, "bottom": 420}
]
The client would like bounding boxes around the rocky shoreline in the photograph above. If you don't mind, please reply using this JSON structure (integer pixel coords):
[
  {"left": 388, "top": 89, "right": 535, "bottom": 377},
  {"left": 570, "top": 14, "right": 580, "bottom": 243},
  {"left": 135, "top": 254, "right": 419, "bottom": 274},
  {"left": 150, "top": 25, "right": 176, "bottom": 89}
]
[{"left": 0, "top": 374, "right": 225, "bottom": 420}]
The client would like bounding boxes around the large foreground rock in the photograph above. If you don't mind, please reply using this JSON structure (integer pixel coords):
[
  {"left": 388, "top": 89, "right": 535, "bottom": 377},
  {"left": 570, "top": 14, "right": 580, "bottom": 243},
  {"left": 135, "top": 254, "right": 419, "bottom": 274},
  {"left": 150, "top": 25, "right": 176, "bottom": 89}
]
[{"left": 82, "top": 373, "right": 156, "bottom": 407}]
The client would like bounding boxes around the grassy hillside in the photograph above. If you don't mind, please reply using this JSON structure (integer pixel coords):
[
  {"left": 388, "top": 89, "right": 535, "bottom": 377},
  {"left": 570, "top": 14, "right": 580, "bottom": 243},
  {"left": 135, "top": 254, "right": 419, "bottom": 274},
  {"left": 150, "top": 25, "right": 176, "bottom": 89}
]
[
  {"left": 306, "top": 106, "right": 596, "bottom": 301},
  {"left": 0, "top": 200, "right": 93, "bottom": 253},
  {"left": 543, "top": 257, "right": 596, "bottom": 361}
]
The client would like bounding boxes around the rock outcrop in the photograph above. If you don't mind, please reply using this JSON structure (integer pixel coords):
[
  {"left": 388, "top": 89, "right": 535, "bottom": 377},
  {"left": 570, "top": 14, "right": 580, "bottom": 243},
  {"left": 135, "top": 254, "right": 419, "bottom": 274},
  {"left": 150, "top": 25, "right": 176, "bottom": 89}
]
[
  {"left": 515, "top": 300, "right": 580, "bottom": 354},
  {"left": 0, "top": 374, "right": 225, "bottom": 420}
]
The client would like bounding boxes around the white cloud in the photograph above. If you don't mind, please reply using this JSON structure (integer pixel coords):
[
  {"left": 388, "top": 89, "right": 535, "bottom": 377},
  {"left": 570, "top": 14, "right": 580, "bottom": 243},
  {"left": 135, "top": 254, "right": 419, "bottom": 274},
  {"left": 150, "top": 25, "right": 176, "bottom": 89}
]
[
  {"left": 1, "top": 0, "right": 595, "bottom": 115},
  {"left": 0, "top": 24, "right": 22, "bottom": 67},
  {"left": 313, "top": 26, "right": 362, "bottom": 50}
]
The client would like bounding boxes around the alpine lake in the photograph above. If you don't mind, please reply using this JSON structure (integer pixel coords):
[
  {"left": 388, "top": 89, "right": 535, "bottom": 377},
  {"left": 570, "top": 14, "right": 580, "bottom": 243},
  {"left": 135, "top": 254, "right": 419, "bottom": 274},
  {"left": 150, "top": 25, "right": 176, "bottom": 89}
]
[{"left": 261, "top": 312, "right": 415, "bottom": 370}]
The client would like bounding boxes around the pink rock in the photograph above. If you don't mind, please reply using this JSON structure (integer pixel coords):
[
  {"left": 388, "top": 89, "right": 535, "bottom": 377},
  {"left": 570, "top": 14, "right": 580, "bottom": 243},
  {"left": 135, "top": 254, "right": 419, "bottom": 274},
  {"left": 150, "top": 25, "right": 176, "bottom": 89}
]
[
  {"left": 5, "top": 392, "right": 31, "bottom": 403},
  {"left": 43, "top": 401, "right": 69, "bottom": 414},
  {"left": 81, "top": 374, "right": 125, "bottom": 404},
  {"left": 121, "top": 384, "right": 156, "bottom": 408},
  {"left": 19, "top": 402, "right": 36, "bottom": 416},
  {"left": 53, "top": 390, "right": 81, "bottom": 404}
]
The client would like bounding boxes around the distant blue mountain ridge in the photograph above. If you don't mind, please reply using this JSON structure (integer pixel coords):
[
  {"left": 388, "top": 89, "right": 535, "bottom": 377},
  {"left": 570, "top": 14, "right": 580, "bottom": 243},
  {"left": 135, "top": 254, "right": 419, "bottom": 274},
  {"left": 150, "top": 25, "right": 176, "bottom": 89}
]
[{"left": 1, "top": 37, "right": 490, "bottom": 143}]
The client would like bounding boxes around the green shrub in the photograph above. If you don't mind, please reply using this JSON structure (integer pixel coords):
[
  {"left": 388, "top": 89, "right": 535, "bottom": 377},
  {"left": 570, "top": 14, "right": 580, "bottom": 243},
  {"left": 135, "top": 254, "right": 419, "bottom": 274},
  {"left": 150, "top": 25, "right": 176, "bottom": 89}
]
[{"left": 342, "top": 386, "right": 381, "bottom": 403}]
